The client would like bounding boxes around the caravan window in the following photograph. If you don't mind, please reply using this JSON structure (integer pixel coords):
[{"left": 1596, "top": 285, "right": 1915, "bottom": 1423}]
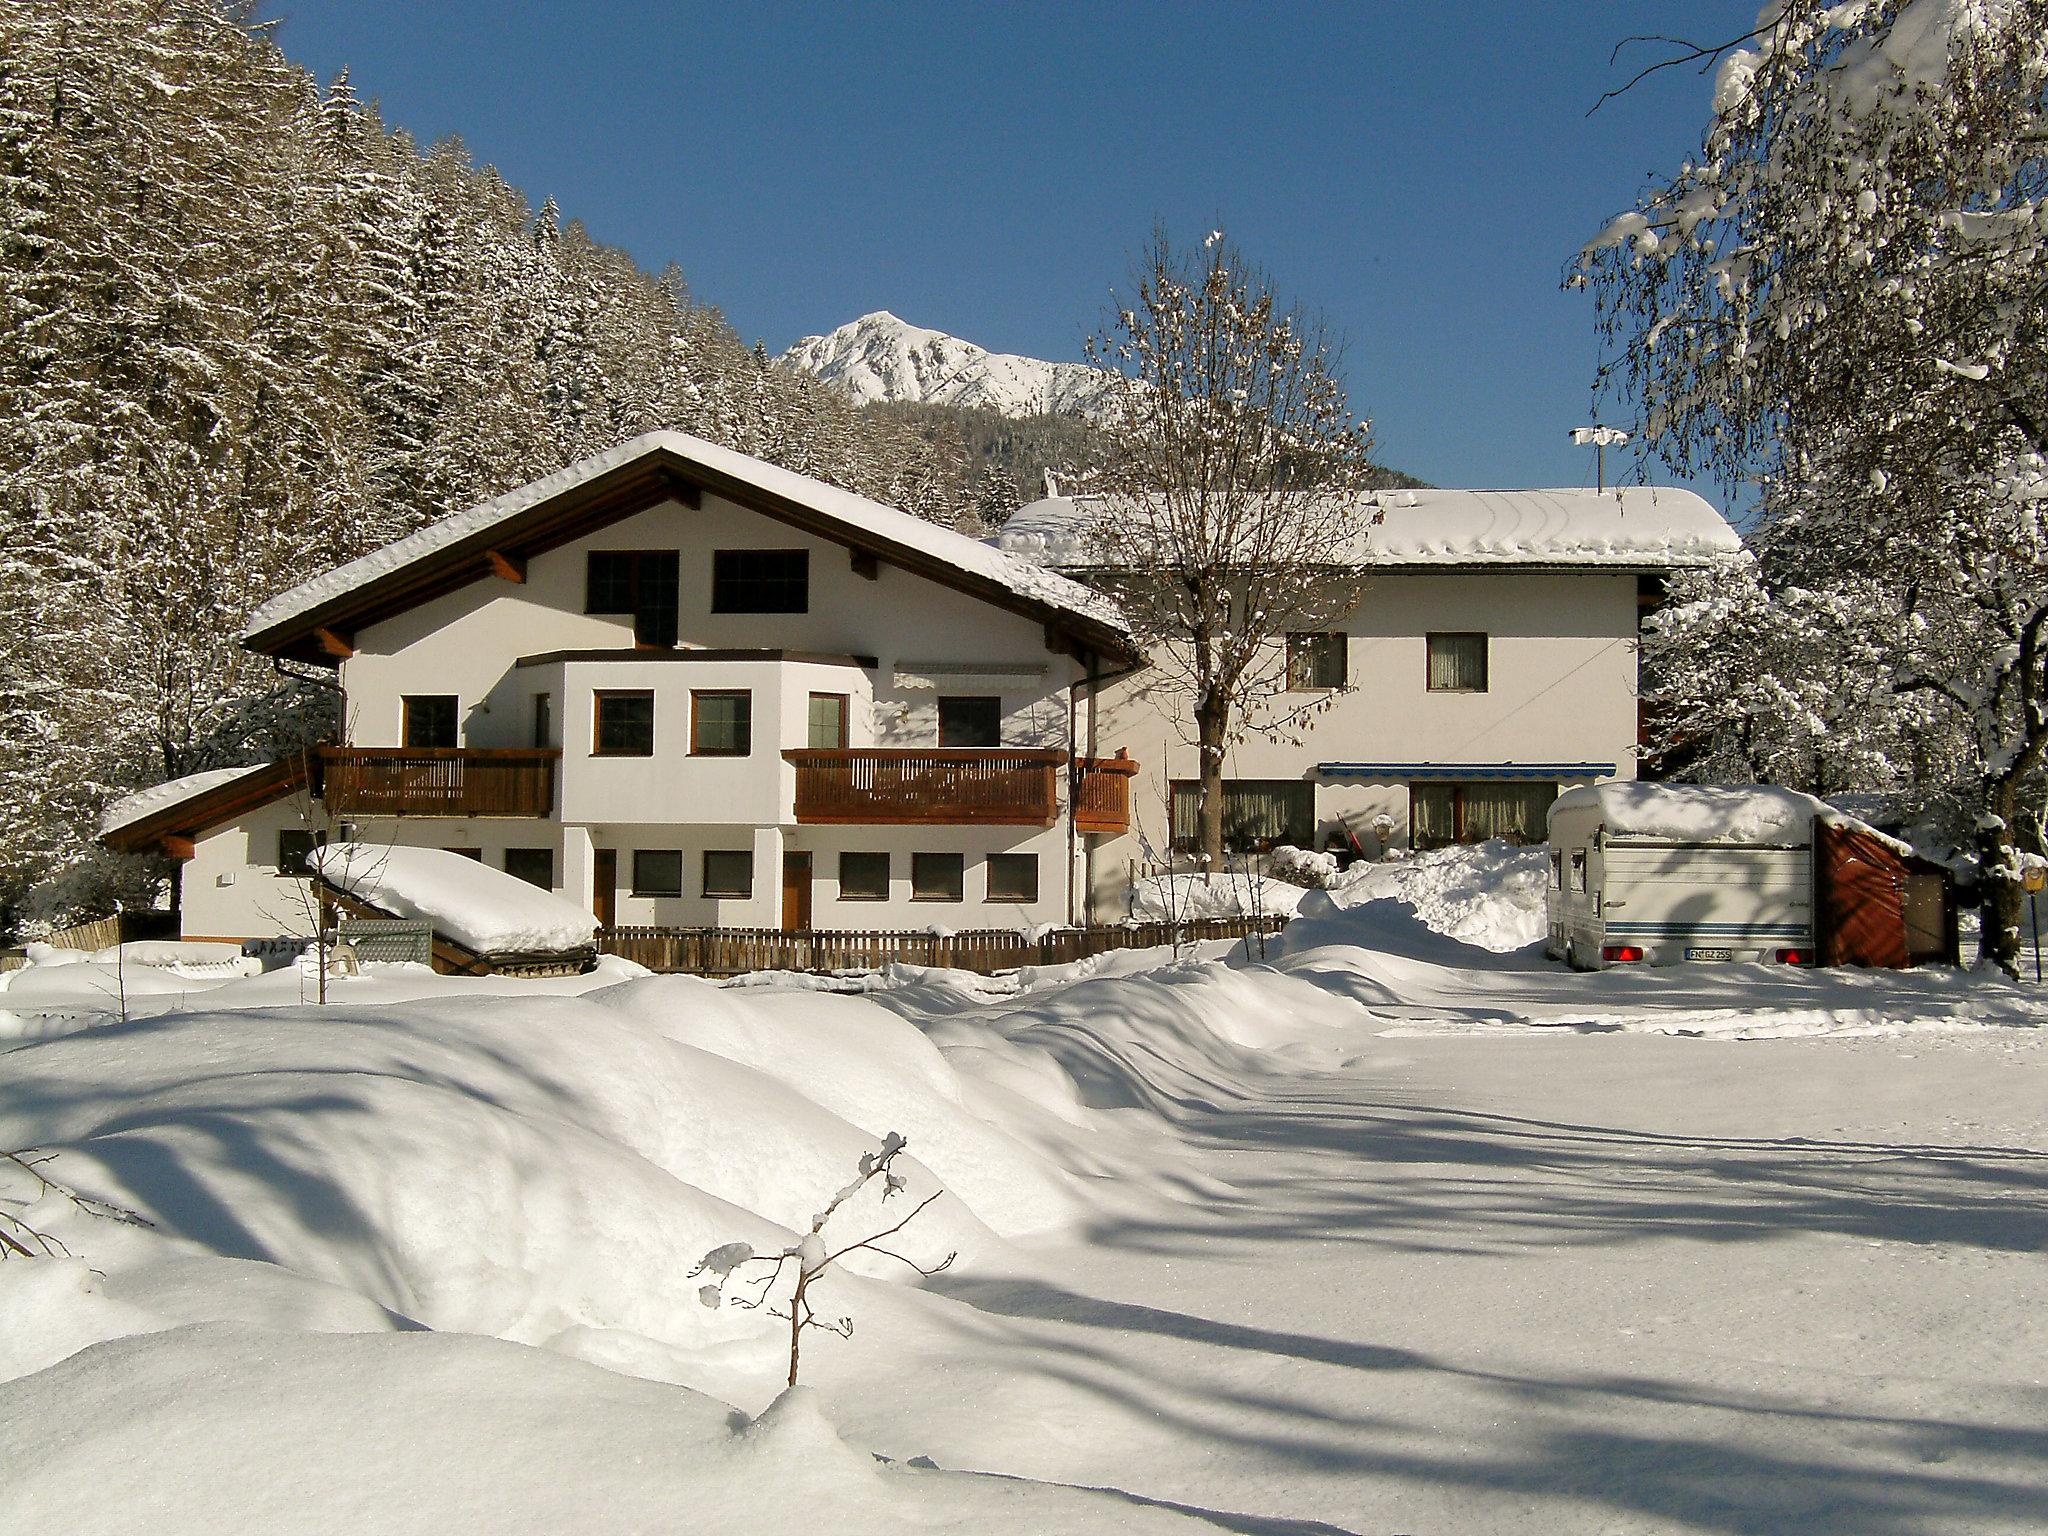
[
  {"left": 1550, "top": 851, "right": 1564, "bottom": 890},
  {"left": 1568, "top": 850, "right": 1588, "bottom": 893}
]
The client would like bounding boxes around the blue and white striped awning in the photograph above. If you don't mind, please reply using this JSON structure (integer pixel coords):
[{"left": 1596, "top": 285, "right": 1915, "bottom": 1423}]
[{"left": 1315, "top": 762, "right": 1617, "bottom": 781}]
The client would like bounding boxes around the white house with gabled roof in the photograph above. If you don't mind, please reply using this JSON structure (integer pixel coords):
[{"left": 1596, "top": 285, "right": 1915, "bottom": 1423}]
[
  {"left": 992, "top": 485, "right": 1742, "bottom": 892},
  {"left": 103, "top": 434, "right": 1146, "bottom": 943}
]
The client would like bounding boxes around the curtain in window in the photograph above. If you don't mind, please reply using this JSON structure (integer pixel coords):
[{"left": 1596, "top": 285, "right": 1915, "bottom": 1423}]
[
  {"left": 1459, "top": 782, "right": 1556, "bottom": 844},
  {"left": 1427, "top": 633, "right": 1487, "bottom": 691}
]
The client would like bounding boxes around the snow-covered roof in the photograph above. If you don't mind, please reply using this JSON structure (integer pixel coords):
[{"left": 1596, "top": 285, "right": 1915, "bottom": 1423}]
[
  {"left": 1549, "top": 782, "right": 1825, "bottom": 845},
  {"left": 311, "top": 844, "right": 599, "bottom": 955},
  {"left": 99, "top": 764, "right": 284, "bottom": 839},
  {"left": 995, "top": 486, "right": 1741, "bottom": 571},
  {"left": 243, "top": 432, "right": 1137, "bottom": 660}
]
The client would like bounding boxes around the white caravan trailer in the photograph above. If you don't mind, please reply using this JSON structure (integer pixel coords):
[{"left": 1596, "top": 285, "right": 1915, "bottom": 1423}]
[{"left": 1545, "top": 783, "right": 1822, "bottom": 969}]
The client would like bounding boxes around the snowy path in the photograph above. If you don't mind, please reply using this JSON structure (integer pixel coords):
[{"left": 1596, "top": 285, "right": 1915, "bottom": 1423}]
[{"left": 832, "top": 991, "right": 2048, "bottom": 1535}]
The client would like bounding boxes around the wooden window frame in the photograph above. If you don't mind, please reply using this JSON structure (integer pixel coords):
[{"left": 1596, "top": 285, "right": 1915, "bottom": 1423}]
[
  {"left": 808, "top": 691, "right": 850, "bottom": 750},
  {"left": 911, "top": 851, "right": 965, "bottom": 902},
  {"left": 631, "top": 849, "right": 683, "bottom": 898},
  {"left": 985, "top": 852, "right": 1039, "bottom": 904},
  {"left": 592, "top": 689, "right": 655, "bottom": 757},
  {"left": 1285, "top": 632, "right": 1346, "bottom": 691},
  {"left": 402, "top": 694, "right": 459, "bottom": 749},
  {"left": 838, "top": 850, "right": 890, "bottom": 901},
  {"left": 504, "top": 847, "right": 555, "bottom": 890},
  {"left": 1425, "top": 632, "right": 1489, "bottom": 693},
  {"left": 702, "top": 849, "right": 753, "bottom": 898},
  {"left": 711, "top": 548, "right": 809, "bottom": 614},
  {"left": 690, "top": 689, "right": 753, "bottom": 757}
]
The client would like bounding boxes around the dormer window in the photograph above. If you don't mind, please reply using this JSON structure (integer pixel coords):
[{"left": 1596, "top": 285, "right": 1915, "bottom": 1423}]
[{"left": 586, "top": 550, "right": 679, "bottom": 647}]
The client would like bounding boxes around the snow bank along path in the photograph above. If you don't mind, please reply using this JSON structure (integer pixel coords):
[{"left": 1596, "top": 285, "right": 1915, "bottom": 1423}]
[{"left": 5, "top": 843, "right": 2046, "bottom": 1532}]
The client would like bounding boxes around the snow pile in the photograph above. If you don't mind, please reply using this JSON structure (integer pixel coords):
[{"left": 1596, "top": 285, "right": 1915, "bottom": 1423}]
[
  {"left": 1129, "top": 870, "right": 1306, "bottom": 920},
  {"left": 1318, "top": 841, "right": 1551, "bottom": 952},
  {"left": 98, "top": 762, "right": 273, "bottom": 836},
  {"left": 1266, "top": 844, "right": 1340, "bottom": 887},
  {"left": 1549, "top": 781, "right": 1827, "bottom": 845},
  {"left": 245, "top": 430, "right": 1134, "bottom": 649},
  {"left": 311, "top": 843, "right": 598, "bottom": 953}
]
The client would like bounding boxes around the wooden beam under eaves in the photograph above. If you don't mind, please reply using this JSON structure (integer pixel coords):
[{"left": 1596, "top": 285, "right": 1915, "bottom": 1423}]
[
  {"left": 676, "top": 479, "right": 702, "bottom": 510},
  {"left": 850, "top": 549, "right": 879, "bottom": 581},
  {"left": 315, "top": 627, "right": 355, "bottom": 660},
  {"left": 486, "top": 549, "right": 526, "bottom": 583},
  {"left": 161, "top": 835, "right": 196, "bottom": 860}
]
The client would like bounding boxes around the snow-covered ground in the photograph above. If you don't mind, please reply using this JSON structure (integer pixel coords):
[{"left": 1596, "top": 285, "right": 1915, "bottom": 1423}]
[{"left": 6, "top": 844, "right": 2046, "bottom": 1532}]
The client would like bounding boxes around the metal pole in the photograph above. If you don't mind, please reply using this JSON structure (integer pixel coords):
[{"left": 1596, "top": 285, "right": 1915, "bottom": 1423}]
[{"left": 2032, "top": 891, "right": 2041, "bottom": 983}]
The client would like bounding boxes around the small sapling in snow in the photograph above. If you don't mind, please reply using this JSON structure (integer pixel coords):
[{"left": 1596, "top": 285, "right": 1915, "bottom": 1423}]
[{"left": 689, "top": 1133, "right": 955, "bottom": 1387}]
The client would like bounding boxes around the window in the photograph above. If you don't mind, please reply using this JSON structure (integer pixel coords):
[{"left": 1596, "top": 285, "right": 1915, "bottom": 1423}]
[
  {"left": 691, "top": 690, "right": 752, "bottom": 756},
  {"left": 403, "top": 695, "right": 458, "bottom": 749},
  {"left": 703, "top": 849, "right": 753, "bottom": 898},
  {"left": 531, "top": 694, "right": 553, "bottom": 750},
  {"left": 505, "top": 847, "right": 554, "bottom": 889},
  {"left": 912, "top": 852, "right": 965, "bottom": 901},
  {"left": 593, "top": 690, "right": 655, "bottom": 756},
  {"left": 632, "top": 849, "right": 683, "bottom": 897},
  {"left": 277, "top": 830, "right": 320, "bottom": 877},
  {"left": 712, "top": 549, "right": 808, "bottom": 613},
  {"left": 586, "top": 551, "right": 680, "bottom": 647},
  {"left": 1550, "top": 850, "right": 1564, "bottom": 890},
  {"left": 1286, "top": 632, "right": 1346, "bottom": 690},
  {"left": 1410, "top": 781, "right": 1559, "bottom": 849},
  {"left": 985, "top": 853, "right": 1038, "bottom": 903},
  {"left": 1170, "top": 780, "right": 1315, "bottom": 852},
  {"left": 442, "top": 846, "right": 484, "bottom": 860},
  {"left": 808, "top": 692, "right": 849, "bottom": 750},
  {"left": 1426, "top": 632, "right": 1489, "bottom": 692},
  {"left": 937, "top": 696, "right": 1002, "bottom": 747},
  {"left": 1569, "top": 849, "right": 1588, "bottom": 892},
  {"left": 839, "top": 851, "right": 890, "bottom": 900}
]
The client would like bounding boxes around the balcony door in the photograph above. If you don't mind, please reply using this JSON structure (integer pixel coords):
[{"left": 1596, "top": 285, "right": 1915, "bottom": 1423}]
[
  {"left": 593, "top": 847, "right": 617, "bottom": 929},
  {"left": 781, "top": 851, "right": 812, "bottom": 932}
]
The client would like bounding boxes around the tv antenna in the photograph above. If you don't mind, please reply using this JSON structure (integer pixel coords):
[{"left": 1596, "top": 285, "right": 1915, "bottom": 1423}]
[{"left": 1570, "top": 424, "right": 1630, "bottom": 492}]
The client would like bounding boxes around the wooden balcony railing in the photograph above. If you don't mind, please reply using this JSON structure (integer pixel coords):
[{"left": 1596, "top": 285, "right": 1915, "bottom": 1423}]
[
  {"left": 320, "top": 747, "right": 559, "bottom": 818},
  {"left": 785, "top": 748, "right": 1063, "bottom": 826},
  {"left": 1075, "top": 752, "right": 1140, "bottom": 835}
]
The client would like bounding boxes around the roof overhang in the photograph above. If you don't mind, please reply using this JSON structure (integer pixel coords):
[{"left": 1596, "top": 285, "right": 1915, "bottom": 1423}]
[
  {"left": 100, "top": 758, "right": 311, "bottom": 858},
  {"left": 244, "top": 444, "right": 1140, "bottom": 670}
]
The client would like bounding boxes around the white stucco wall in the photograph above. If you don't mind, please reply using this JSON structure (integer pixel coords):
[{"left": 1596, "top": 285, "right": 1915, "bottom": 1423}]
[{"left": 178, "top": 797, "right": 328, "bottom": 942}]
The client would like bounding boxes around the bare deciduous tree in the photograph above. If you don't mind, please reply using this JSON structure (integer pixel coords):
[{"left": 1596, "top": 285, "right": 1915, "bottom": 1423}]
[{"left": 1082, "top": 227, "right": 1381, "bottom": 863}]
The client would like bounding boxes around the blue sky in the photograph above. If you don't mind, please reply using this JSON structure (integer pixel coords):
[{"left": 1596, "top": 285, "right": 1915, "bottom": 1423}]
[{"left": 266, "top": 1, "right": 1759, "bottom": 504}]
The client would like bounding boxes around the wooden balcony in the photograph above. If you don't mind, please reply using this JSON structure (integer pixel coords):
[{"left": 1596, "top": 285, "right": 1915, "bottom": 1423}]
[
  {"left": 1075, "top": 752, "right": 1140, "bottom": 835},
  {"left": 785, "top": 748, "right": 1063, "bottom": 826},
  {"left": 320, "top": 747, "right": 559, "bottom": 818}
]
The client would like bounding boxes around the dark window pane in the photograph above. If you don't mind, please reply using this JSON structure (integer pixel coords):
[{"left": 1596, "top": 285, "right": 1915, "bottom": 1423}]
[
  {"left": 587, "top": 551, "right": 635, "bottom": 613},
  {"left": 277, "top": 830, "right": 319, "bottom": 877},
  {"left": 1411, "top": 784, "right": 1457, "bottom": 849},
  {"left": 442, "top": 846, "right": 484, "bottom": 860},
  {"left": 505, "top": 847, "right": 554, "bottom": 889},
  {"left": 532, "top": 693, "right": 553, "bottom": 749},
  {"left": 912, "top": 852, "right": 965, "bottom": 901},
  {"left": 1426, "top": 632, "right": 1488, "bottom": 692},
  {"left": 1170, "top": 779, "right": 1314, "bottom": 852},
  {"left": 986, "top": 853, "right": 1038, "bottom": 903},
  {"left": 632, "top": 849, "right": 682, "bottom": 897},
  {"left": 937, "top": 696, "right": 1001, "bottom": 747},
  {"left": 634, "top": 551, "right": 679, "bottom": 647},
  {"left": 403, "top": 695, "right": 458, "bottom": 748},
  {"left": 692, "top": 691, "right": 751, "bottom": 755},
  {"left": 712, "top": 549, "right": 809, "bottom": 613},
  {"left": 839, "top": 851, "right": 889, "bottom": 900},
  {"left": 1287, "top": 633, "right": 1346, "bottom": 690},
  {"left": 594, "top": 691, "right": 655, "bottom": 756},
  {"left": 703, "top": 849, "right": 752, "bottom": 898}
]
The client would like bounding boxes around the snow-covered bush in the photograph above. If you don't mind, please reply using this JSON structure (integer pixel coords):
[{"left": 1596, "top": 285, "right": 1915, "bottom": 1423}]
[{"left": 1265, "top": 845, "right": 1340, "bottom": 889}]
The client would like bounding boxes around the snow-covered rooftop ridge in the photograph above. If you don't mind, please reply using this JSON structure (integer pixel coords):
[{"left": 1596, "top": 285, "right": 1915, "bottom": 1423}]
[
  {"left": 243, "top": 431, "right": 1134, "bottom": 645},
  {"left": 995, "top": 486, "right": 1742, "bottom": 570},
  {"left": 311, "top": 843, "right": 599, "bottom": 954},
  {"left": 99, "top": 763, "right": 277, "bottom": 838}
]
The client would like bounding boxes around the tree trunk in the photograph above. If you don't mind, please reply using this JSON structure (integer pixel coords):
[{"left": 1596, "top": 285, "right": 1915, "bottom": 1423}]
[
  {"left": 1978, "top": 779, "right": 2025, "bottom": 979},
  {"left": 1195, "top": 690, "right": 1230, "bottom": 866}
]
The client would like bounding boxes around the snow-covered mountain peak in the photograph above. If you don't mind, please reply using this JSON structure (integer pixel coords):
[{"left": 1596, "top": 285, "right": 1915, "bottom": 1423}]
[{"left": 783, "top": 311, "right": 1114, "bottom": 419}]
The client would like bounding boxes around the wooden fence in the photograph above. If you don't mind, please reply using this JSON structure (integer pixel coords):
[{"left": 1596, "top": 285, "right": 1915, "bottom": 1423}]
[
  {"left": 599, "top": 915, "right": 1290, "bottom": 977},
  {"left": 39, "top": 910, "right": 181, "bottom": 953}
]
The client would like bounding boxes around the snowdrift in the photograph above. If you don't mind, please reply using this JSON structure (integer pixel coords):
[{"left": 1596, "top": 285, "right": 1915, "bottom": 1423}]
[{"left": 311, "top": 843, "right": 600, "bottom": 954}]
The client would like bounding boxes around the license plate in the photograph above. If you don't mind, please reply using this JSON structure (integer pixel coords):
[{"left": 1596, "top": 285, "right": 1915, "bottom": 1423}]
[{"left": 1686, "top": 946, "right": 1734, "bottom": 962}]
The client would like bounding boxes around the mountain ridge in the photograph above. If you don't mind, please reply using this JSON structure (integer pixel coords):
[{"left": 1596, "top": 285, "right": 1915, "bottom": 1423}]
[{"left": 783, "top": 311, "right": 1115, "bottom": 419}]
